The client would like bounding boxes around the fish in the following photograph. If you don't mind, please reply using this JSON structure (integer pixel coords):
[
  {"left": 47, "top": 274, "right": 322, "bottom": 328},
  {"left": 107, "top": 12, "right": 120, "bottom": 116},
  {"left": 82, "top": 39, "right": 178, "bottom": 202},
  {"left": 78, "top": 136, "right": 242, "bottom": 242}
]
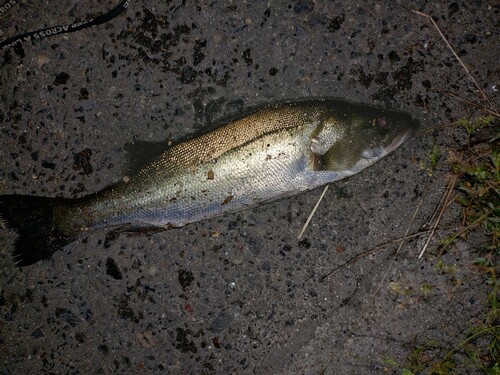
[{"left": 0, "top": 99, "right": 418, "bottom": 266}]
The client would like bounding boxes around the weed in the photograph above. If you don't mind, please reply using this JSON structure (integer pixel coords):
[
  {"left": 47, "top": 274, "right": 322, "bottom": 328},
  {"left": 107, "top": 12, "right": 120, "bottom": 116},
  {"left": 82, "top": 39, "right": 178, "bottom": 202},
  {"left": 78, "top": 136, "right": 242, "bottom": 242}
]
[
  {"left": 399, "top": 10, "right": 498, "bottom": 374},
  {"left": 399, "top": 116, "right": 499, "bottom": 374},
  {"left": 420, "top": 282, "right": 435, "bottom": 299},
  {"left": 429, "top": 145, "right": 442, "bottom": 171},
  {"left": 419, "top": 144, "right": 443, "bottom": 176},
  {"left": 457, "top": 116, "right": 496, "bottom": 147},
  {"left": 442, "top": 116, "right": 499, "bottom": 254},
  {"left": 441, "top": 116, "right": 498, "bottom": 373}
]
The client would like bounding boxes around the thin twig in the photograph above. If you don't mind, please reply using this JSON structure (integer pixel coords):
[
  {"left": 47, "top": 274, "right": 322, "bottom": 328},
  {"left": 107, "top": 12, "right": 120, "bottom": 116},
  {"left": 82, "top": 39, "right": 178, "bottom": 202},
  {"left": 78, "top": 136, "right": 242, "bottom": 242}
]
[
  {"left": 413, "top": 10, "right": 499, "bottom": 116},
  {"left": 320, "top": 229, "right": 433, "bottom": 282},
  {"left": 437, "top": 90, "right": 500, "bottom": 119},
  {"left": 298, "top": 185, "right": 329, "bottom": 239},
  {"left": 423, "top": 181, "right": 456, "bottom": 230},
  {"left": 418, "top": 175, "right": 458, "bottom": 258},
  {"left": 373, "top": 197, "right": 424, "bottom": 296},
  {"left": 441, "top": 325, "right": 500, "bottom": 364},
  {"left": 440, "top": 209, "right": 494, "bottom": 252}
]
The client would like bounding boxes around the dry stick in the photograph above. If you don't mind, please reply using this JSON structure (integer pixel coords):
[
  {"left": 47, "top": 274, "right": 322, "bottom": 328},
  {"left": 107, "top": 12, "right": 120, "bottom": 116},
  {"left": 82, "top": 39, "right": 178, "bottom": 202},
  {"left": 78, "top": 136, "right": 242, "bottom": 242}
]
[
  {"left": 440, "top": 209, "right": 493, "bottom": 251},
  {"left": 438, "top": 90, "right": 500, "bottom": 119},
  {"left": 418, "top": 175, "right": 458, "bottom": 258},
  {"left": 413, "top": 10, "right": 499, "bottom": 116},
  {"left": 425, "top": 182, "right": 458, "bottom": 230},
  {"left": 373, "top": 197, "right": 424, "bottom": 297},
  {"left": 297, "top": 185, "right": 329, "bottom": 240},
  {"left": 320, "top": 229, "right": 433, "bottom": 281}
]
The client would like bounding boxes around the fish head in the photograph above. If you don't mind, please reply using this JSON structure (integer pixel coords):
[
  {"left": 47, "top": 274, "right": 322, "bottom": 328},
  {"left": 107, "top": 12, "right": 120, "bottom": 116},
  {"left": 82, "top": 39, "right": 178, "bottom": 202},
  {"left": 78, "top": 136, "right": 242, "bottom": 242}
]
[{"left": 311, "top": 102, "right": 419, "bottom": 174}]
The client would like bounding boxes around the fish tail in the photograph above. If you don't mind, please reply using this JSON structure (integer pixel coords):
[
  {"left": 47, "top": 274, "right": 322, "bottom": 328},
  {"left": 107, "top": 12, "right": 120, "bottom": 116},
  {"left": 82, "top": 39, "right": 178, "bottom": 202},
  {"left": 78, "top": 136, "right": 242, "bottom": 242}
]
[{"left": 0, "top": 194, "right": 78, "bottom": 266}]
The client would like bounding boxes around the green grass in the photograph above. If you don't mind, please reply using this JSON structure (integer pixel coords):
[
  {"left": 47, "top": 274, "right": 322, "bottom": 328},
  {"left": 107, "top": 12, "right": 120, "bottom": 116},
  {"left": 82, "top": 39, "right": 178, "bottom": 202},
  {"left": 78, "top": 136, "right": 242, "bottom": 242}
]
[
  {"left": 387, "top": 116, "right": 499, "bottom": 374},
  {"left": 433, "top": 116, "right": 498, "bottom": 374},
  {"left": 419, "top": 144, "right": 442, "bottom": 176},
  {"left": 442, "top": 116, "right": 498, "bottom": 254}
]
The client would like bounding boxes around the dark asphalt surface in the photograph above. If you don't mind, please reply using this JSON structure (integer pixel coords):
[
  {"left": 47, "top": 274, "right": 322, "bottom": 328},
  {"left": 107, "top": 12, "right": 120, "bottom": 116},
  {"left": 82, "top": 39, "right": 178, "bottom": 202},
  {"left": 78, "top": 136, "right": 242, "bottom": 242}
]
[{"left": 0, "top": 1, "right": 497, "bottom": 374}]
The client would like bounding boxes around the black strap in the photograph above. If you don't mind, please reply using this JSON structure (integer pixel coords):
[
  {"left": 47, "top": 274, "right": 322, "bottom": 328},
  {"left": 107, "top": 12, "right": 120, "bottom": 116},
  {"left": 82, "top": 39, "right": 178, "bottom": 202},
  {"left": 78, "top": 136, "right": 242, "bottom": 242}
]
[
  {"left": 0, "top": 1, "right": 18, "bottom": 18},
  {"left": 0, "top": 0, "right": 130, "bottom": 50}
]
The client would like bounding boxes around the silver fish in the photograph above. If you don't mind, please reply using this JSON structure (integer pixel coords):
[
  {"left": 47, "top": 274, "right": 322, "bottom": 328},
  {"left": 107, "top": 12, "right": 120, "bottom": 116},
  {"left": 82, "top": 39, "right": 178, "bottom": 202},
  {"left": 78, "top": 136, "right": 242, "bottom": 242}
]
[{"left": 0, "top": 99, "right": 418, "bottom": 266}]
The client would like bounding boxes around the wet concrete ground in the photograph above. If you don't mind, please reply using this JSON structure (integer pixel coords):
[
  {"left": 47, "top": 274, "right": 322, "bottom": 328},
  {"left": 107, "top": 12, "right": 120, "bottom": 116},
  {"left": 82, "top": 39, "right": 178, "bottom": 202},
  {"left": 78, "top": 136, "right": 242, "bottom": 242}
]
[{"left": 0, "top": 1, "right": 498, "bottom": 374}]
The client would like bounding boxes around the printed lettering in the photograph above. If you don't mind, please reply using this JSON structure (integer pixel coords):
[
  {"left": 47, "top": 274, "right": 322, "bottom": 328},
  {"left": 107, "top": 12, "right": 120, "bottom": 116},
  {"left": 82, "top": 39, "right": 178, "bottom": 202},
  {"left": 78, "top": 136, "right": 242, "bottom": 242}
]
[
  {"left": 71, "top": 19, "right": 92, "bottom": 30},
  {"left": 0, "top": 4, "right": 10, "bottom": 15},
  {"left": 32, "top": 26, "right": 63, "bottom": 40},
  {"left": 1, "top": 0, "right": 129, "bottom": 50},
  {"left": 0, "top": 0, "right": 17, "bottom": 15},
  {"left": 5, "top": 36, "right": 21, "bottom": 48}
]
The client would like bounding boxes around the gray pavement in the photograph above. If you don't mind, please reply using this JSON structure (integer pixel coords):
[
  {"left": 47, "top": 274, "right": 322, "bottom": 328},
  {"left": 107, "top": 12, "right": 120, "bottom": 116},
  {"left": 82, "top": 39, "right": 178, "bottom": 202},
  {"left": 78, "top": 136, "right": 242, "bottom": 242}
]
[{"left": 0, "top": 1, "right": 497, "bottom": 374}]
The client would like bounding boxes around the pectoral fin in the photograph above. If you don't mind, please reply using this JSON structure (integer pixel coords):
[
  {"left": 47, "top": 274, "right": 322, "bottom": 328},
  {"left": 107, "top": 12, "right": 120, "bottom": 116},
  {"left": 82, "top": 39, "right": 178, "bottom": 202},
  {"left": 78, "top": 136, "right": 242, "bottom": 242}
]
[{"left": 314, "top": 137, "right": 363, "bottom": 171}]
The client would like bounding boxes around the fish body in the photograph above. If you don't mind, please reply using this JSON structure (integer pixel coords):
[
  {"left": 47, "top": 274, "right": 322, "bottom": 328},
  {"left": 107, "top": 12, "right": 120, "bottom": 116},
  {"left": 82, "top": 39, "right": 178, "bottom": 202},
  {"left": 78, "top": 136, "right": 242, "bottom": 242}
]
[{"left": 0, "top": 99, "right": 418, "bottom": 266}]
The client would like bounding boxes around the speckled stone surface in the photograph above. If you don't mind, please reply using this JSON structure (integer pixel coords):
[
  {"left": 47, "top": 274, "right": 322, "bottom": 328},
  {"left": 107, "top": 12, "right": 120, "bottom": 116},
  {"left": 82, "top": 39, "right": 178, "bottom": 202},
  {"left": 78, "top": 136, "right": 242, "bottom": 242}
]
[{"left": 0, "top": 1, "right": 497, "bottom": 374}]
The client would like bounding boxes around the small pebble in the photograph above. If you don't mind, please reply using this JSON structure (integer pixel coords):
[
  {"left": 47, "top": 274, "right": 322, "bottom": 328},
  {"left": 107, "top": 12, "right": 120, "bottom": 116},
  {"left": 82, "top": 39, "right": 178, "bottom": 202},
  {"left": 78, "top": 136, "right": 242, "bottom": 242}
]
[
  {"left": 136, "top": 331, "right": 158, "bottom": 349},
  {"left": 36, "top": 53, "right": 50, "bottom": 68}
]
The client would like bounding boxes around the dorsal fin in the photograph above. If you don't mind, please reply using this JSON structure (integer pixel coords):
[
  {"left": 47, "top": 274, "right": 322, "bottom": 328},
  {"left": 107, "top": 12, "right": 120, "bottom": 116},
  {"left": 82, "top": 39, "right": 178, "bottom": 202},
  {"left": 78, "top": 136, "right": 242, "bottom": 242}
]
[{"left": 123, "top": 140, "right": 172, "bottom": 176}]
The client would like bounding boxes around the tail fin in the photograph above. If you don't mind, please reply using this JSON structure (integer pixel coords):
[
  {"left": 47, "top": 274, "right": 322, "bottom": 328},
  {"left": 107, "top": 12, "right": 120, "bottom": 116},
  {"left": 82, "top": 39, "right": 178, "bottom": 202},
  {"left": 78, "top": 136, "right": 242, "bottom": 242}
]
[{"left": 0, "top": 195, "right": 77, "bottom": 266}]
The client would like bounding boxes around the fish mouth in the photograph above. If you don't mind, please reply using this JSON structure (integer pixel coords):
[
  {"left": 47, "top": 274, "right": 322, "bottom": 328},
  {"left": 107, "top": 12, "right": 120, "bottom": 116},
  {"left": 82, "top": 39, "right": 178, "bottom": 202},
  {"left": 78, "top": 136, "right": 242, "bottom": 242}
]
[
  {"left": 346, "top": 119, "right": 419, "bottom": 175},
  {"left": 361, "top": 119, "right": 419, "bottom": 161},
  {"left": 382, "top": 119, "right": 419, "bottom": 155}
]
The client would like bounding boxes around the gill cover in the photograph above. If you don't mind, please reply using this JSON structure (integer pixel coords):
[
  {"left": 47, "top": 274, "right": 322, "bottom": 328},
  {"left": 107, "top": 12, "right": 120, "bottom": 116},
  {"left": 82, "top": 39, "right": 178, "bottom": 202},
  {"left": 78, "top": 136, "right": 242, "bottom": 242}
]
[{"left": 311, "top": 106, "right": 417, "bottom": 172}]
